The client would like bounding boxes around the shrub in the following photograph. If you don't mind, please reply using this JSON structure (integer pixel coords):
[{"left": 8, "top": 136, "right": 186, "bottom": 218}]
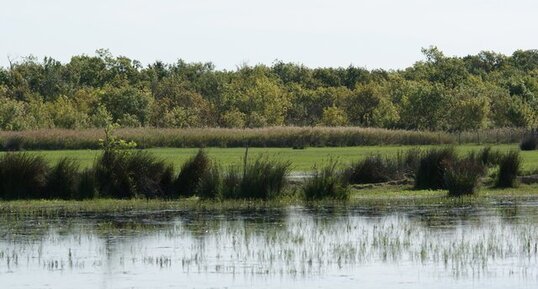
[
  {"left": 45, "top": 158, "right": 80, "bottom": 199},
  {"left": 415, "top": 147, "right": 456, "bottom": 190},
  {"left": 496, "top": 151, "right": 521, "bottom": 188},
  {"left": 303, "top": 160, "right": 349, "bottom": 201},
  {"left": 0, "top": 153, "right": 49, "bottom": 199},
  {"left": 444, "top": 158, "right": 485, "bottom": 197},
  {"left": 94, "top": 150, "right": 173, "bottom": 199},
  {"left": 520, "top": 135, "right": 537, "bottom": 151},
  {"left": 345, "top": 155, "right": 403, "bottom": 184},
  {"left": 175, "top": 149, "right": 211, "bottom": 197}
]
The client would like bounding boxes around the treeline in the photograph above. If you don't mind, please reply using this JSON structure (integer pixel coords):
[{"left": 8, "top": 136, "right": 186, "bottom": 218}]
[{"left": 1, "top": 47, "right": 538, "bottom": 131}]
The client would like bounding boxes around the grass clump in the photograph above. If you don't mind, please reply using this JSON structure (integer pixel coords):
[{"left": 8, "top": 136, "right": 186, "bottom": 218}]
[
  {"left": 221, "top": 158, "right": 290, "bottom": 200},
  {"left": 76, "top": 168, "right": 98, "bottom": 200},
  {"left": 444, "top": 158, "right": 485, "bottom": 197},
  {"left": 345, "top": 155, "right": 403, "bottom": 184},
  {"left": 414, "top": 147, "right": 456, "bottom": 190},
  {"left": 520, "top": 135, "right": 537, "bottom": 151},
  {"left": 0, "top": 153, "right": 49, "bottom": 200},
  {"left": 95, "top": 150, "right": 174, "bottom": 199},
  {"left": 496, "top": 151, "right": 521, "bottom": 188},
  {"left": 303, "top": 160, "right": 349, "bottom": 201},
  {"left": 45, "top": 158, "right": 80, "bottom": 200},
  {"left": 175, "top": 149, "right": 211, "bottom": 197}
]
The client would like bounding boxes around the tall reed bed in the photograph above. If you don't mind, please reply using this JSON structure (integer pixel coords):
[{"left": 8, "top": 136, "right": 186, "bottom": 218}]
[{"left": 0, "top": 127, "right": 454, "bottom": 150}]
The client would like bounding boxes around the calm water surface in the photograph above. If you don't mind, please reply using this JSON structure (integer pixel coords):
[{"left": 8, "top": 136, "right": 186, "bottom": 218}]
[{"left": 1, "top": 200, "right": 538, "bottom": 288}]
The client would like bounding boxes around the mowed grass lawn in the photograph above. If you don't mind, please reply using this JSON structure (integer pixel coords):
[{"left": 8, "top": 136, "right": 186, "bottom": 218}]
[
  {"left": 1, "top": 144, "right": 538, "bottom": 171},
  {"left": 3, "top": 144, "right": 537, "bottom": 172}
]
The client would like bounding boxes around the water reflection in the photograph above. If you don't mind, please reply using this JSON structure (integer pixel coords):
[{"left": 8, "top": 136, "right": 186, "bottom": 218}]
[{"left": 1, "top": 201, "right": 538, "bottom": 289}]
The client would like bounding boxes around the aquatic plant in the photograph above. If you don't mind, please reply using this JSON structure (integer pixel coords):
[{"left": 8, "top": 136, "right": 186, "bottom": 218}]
[
  {"left": 94, "top": 150, "right": 173, "bottom": 199},
  {"left": 45, "top": 158, "right": 80, "bottom": 199},
  {"left": 415, "top": 147, "right": 456, "bottom": 190},
  {"left": 75, "top": 168, "right": 98, "bottom": 200},
  {"left": 303, "top": 160, "right": 349, "bottom": 201},
  {"left": 520, "top": 134, "right": 537, "bottom": 151},
  {"left": 496, "top": 151, "right": 521, "bottom": 188},
  {"left": 444, "top": 158, "right": 485, "bottom": 197},
  {"left": 175, "top": 149, "right": 211, "bottom": 197},
  {"left": 345, "top": 155, "right": 403, "bottom": 184},
  {"left": 0, "top": 153, "right": 49, "bottom": 200}
]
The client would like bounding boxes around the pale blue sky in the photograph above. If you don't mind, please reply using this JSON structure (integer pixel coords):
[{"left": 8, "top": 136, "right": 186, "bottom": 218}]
[{"left": 1, "top": 0, "right": 537, "bottom": 69}]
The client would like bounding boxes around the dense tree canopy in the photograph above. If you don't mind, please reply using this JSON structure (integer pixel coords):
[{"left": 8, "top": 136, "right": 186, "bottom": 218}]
[{"left": 1, "top": 47, "right": 538, "bottom": 131}]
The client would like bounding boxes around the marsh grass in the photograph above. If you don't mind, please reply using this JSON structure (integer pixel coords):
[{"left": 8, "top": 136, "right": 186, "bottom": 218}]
[
  {"left": 520, "top": 135, "right": 537, "bottom": 151},
  {"left": 345, "top": 155, "right": 403, "bottom": 184},
  {"left": 303, "top": 159, "right": 350, "bottom": 201},
  {"left": 220, "top": 157, "right": 291, "bottom": 200},
  {"left": 45, "top": 158, "right": 80, "bottom": 200},
  {"left": 0, "top": 153, "right": 49, "bottom": 200},
  {"left": 95, "top": 150, "right": 174, "bottom": 199},
  {"left": 76, "top": 168, "right": 98, "bottom": 200},
  {"left": 444, "top": 158, "right": 485, "bottom": 197},
  {"left": 175, "top": 149, "right": 211, "bottom": 197},
  {"left": 0, "top": 127, "right": 455, "bottom": 150},
  {"left": 415, "top": 147, "right": 456, "bottom": 190},
  {"left": 496, "top": 151, "right": 521, "bottom": 188}
]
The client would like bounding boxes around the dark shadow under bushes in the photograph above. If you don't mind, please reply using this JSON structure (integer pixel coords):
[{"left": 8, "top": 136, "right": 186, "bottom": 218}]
[{"left": 303, "top": 160, "right": 349, "bottom": 201}]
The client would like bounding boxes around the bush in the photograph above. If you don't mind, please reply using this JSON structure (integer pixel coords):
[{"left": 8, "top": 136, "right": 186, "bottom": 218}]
[
  {"left": 0, "top": 153, "right": 49, "bottom": 199},
  {"left": 345, "top": 155, "right": 403, "bottom": 184},
  {"left": 45, "top": 158, "right": 80, "bottom": 199},
  {"left": 95, "top": 150, "right": 174, "bottom": 199},
  {"left": 444, "top": 158, "right": 485, "bottom": 196},
  {"left": 175, "top": 149, "right": 211, "bottom": 197},
  {"left": 415, "top": 147, "right": 456, "bottom": 190},
  {"left": 303, "top": 160, "right": 349, "bottom": 201},
  {"left": 520, "top": 135, "right": 537, "bottom": 151},
  {"left": 496, "top": 151, "right": 521, "bottom": 188}
]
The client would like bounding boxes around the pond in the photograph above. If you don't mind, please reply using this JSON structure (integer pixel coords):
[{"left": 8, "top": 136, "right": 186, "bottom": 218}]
[{"left": 1, "top": 200, "right": 538, "bottom": 288}]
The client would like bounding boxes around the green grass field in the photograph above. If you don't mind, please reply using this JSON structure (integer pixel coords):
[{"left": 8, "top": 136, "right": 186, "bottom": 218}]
[{"left": 4, "top": 144, "right": 537, "bottom": 172}]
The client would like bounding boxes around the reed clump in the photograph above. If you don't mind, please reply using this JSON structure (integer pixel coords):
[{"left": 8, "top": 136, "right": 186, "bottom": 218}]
[
  {"left": 303, "top": 160, "right": 349, "bottom": 201},
  {"left": 0, "top": 153, "right": 49, "bottom": 200},
  {"left": 444, "top": 158, "right": 485, "bottom": 197},
  {"left": 496, "top": 151, "right": 521, "bottom": 188},
  {"left": 520, "top": 135, "right": 537, "bottom": 151},
  {"left": 414, "top": 147, "right": 457, "bottom": 190}
]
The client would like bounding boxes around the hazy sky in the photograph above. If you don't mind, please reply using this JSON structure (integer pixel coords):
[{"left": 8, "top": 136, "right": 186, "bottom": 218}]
[{"left": 1, "top": 0, "right": 537, "bottom": 70}]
